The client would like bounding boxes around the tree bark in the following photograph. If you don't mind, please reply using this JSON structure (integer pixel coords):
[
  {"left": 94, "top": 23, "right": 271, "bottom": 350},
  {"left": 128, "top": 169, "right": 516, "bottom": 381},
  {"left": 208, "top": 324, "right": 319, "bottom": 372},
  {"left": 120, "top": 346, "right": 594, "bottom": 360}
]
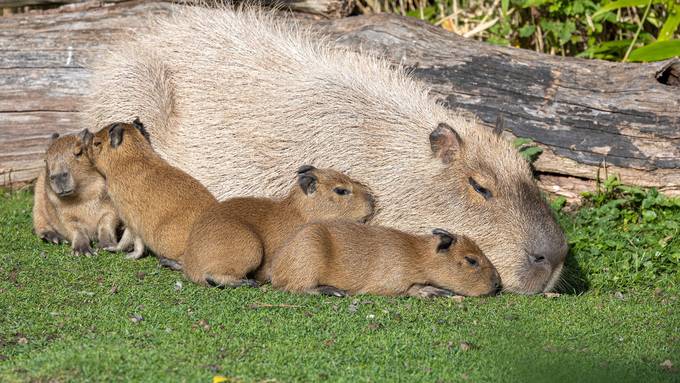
[{"left": 1, "top": 2, "right": 678, "bottom": 198}]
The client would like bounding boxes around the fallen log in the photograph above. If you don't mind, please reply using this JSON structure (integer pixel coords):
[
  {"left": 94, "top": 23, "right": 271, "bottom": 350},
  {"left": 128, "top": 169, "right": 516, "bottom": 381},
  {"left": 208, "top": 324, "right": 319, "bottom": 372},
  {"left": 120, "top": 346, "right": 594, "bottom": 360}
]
[
  {"left": 1, "top": 1, "right": 678, "bottom": 198},
  {"left": 0, "top": 0, "right": 355, "bottom": 19}
]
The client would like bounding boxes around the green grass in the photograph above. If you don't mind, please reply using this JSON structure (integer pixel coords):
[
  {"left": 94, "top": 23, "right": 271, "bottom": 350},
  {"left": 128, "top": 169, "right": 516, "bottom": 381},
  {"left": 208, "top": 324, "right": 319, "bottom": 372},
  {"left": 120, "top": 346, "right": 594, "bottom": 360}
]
[{"left": 0, "top": 186, "right": 678, "bottom": 382}]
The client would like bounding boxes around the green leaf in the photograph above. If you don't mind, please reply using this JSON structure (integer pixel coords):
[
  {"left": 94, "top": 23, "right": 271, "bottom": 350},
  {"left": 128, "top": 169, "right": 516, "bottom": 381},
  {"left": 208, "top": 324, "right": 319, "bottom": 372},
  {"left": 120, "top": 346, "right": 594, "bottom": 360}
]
[
  {"left": 592, "top": 0, "right": 661, "bottom": 18},
  {"left": 559, "top": 21, "right": 577, "bottom": 45},
  {"left": 628, "top": 40, "right": 680, "bottom": 62},
  {"left": 577, "top": 39, "right": 632, "bottom": 58},
  {"left": 520, "top": 0, "right": 552, "bottom": 8},
  {"left": 657, "top": 6, "right": 680, "bottom": 41},
  {"left": 519, "top": 146, "right": 543, "bottom": 163},
  {"left": 513, "top": 137, "right": 533, "bottom": 148},
  {"left": 502, "top": 0, "right": 510, "bottom": 17},
  {"left": 519, "top": 24, "right": 537, "bottom": 37},
  {"left": 642, "top": 210, "right": 658, "bottom": 222},
  {"left": 550, "top": 196, "right": 567, "bottom": 212}
]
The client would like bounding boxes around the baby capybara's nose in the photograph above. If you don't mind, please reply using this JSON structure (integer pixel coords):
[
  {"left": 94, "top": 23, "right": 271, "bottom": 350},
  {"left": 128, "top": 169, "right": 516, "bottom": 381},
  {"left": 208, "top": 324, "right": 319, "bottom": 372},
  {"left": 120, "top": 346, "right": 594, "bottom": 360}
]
[{"left": 50, "top": 172, "right": 69, "bottom": 183}]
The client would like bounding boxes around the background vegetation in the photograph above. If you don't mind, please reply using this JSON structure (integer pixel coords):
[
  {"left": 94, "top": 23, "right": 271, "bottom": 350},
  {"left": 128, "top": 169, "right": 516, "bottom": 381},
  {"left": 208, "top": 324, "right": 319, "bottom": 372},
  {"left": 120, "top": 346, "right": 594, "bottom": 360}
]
[{"left": 356, "top": 0, "right": 680, "bottom": 61}]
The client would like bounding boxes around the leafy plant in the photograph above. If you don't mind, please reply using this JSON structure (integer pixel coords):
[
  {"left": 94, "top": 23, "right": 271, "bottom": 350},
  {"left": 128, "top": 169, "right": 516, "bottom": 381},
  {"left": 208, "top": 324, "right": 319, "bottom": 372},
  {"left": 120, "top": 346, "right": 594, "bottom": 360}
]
[
  {"left": 357, "top": 0, "right": 680, "bottom": 62},
  {"left": 555, "top": 176, "right": 680, "bottom": 291},
  {"left": 513, "top": 137, "right": 543, "bottom": 164}
]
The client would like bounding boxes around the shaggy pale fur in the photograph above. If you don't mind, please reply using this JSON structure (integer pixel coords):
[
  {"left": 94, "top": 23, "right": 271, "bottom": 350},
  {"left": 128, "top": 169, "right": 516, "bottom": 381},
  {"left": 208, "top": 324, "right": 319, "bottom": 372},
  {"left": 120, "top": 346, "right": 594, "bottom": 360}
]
[
  {"left": 33, "top": 133, "right": 119, "bottom": 255},
  {"left": 83, "top": 6, "right": 567, "bottom": 294}
]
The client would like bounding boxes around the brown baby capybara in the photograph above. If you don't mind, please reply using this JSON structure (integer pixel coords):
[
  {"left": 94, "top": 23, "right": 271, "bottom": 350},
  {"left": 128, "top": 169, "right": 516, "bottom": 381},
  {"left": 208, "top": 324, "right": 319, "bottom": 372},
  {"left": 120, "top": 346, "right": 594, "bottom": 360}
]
[
  {"left": 82, "top": 119, "right": 217, "bottom": 265},
  {"left": 32, "top": 132, "right": 119, "bottom": 255},
  {"left": 271, "top": 222, "right": 501, "bottom": 297},
  {"left": 183, "top": 165, "right": 374, "bottom": 288}
]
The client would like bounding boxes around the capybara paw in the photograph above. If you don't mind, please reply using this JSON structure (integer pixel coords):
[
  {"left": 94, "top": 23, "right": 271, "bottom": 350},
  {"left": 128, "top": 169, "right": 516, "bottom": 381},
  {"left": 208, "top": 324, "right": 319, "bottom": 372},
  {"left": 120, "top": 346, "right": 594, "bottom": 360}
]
[
  {"left": 237, "top": 279, "right": 259, "bottom": 288},
  {"left": 40, "top": 231, "right": 65, "bottom": 244},
  {"left": 114, "top": 242, "right": 133, "bottom": 252},
  {"left": 97, "top": 238, "right": 117, "bottom": 251},
  {"left": 417, "top": 285, "right": 454, "bottom": 298},
  {"left": 205, "top": 276, "right": 258, "bottom": 289},
  {"left": 72, "top": 242, "right": 94, "bottom": 256},
  {"left": 125, "top": 250, "right": 145, "bottom": 260},
  {"left": 158, "top": 257, "right": 183, "bottom": 271},
  {"left": 317, "top": 285, "right": 348, "bottom": 297},
  {"left": 206, "top": 277, "right": 225, "bottom": 289}
]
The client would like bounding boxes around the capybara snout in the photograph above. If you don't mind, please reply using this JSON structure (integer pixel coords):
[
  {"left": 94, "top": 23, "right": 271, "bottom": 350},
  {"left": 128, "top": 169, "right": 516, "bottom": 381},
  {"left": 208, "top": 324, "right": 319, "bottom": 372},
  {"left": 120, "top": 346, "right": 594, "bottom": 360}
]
[{"left": 48, "top": 171, "right": 74, "bottom": 197}]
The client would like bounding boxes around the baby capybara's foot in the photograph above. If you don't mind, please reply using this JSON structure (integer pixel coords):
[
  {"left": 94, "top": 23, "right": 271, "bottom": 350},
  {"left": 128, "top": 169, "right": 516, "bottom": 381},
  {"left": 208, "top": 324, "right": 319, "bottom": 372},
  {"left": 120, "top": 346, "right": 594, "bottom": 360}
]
[
  {"left": 206, "top": 275, "right": 259, "bottom": 289},
  {"left": 158, "top": 257, "right": 182, "bottom": 271},
  {"left": 40, "top": 230, "right": 65, "bottom": 244},
  {"left": 315, "top": 285, "right": 348, "bottom": 297}
]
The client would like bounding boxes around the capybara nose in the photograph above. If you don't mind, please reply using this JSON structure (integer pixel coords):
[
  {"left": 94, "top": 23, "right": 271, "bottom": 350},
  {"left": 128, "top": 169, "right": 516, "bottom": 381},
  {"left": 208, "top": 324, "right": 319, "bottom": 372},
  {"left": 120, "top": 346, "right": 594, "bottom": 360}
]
[
  {"left": 492, "top": 280, "right": 502, "bottom": 295},
  {"left": 529, "top": 253, "right": 547, "bottom": 265},
  {"left": 50, "top": 172, "right": 69, "bottom": 183}
]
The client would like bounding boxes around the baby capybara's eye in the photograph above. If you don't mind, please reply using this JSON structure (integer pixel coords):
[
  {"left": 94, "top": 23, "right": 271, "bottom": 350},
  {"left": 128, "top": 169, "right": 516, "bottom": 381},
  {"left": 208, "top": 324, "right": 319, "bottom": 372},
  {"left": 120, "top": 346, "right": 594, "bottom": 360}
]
[
  {"left": 333, "top": 187, "right": 350, "bottom": 196},
  {"left": 464, "top": 256, "right": 478, "bottom": 267},
  {"left": 468, "top": 177, "right": 492, "bottom": 200}
]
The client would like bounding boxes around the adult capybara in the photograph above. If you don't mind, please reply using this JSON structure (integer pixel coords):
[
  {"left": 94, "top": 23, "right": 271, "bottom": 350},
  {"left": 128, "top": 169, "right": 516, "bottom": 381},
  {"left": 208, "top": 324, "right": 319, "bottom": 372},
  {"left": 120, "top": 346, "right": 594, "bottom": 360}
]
[
  {"left": 83, "top": 120, "right": 217, "bottom": 265},
  {"left": 183, "top": 165, "right": 374, "bottom": 288},
  {"left": 83, "top": 6, "right": 567, "bottom": 294},
  {"left": 33, "top": 132, "right": 119, "bottom": 255},
  {"left": 272, "top": 223, "right": 501, "bottom": 298}
]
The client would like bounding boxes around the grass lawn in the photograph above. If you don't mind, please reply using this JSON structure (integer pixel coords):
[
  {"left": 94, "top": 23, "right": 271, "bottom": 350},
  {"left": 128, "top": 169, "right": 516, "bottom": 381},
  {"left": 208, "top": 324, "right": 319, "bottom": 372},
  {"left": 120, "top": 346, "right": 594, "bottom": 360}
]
[{"left": 1, "top": 181, "right": 678, "bottom": 382}]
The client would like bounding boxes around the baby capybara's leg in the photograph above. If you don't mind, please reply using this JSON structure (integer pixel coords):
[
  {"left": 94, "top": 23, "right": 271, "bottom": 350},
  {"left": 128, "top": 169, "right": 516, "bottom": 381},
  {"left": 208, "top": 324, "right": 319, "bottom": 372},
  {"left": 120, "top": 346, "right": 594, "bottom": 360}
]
[
  {"left": 96, "top": 211, "right": 119, "bottom": 249},
  {"left": 183, "top": 222, "right": 263, "bottom": 288},
  {"left": 405, "top": 284, "right": 454, "bottom": 298}
]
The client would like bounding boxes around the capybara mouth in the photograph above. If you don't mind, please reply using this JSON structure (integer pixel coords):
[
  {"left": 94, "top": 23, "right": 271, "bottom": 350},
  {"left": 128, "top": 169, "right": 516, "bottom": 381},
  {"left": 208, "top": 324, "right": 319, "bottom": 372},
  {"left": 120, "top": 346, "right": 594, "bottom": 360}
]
[{"left": 56, "top": 189, "right": 75, "bottom": 197}]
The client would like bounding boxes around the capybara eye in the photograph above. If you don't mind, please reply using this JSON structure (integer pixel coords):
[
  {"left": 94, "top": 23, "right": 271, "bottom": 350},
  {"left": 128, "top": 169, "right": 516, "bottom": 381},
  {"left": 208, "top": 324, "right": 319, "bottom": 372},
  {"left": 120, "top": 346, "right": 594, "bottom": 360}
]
[
  {"left": 333, "top": 187, "right": 351, "bottom": 196},
  {"left": 94, "top": 141, "right": 102, "bottom": 147},
  {"left": 464, "top": 256, "right": 478, "bottom": 267},
  {"left": 468, "top": 178, "right": 492, "bottom": 200}
]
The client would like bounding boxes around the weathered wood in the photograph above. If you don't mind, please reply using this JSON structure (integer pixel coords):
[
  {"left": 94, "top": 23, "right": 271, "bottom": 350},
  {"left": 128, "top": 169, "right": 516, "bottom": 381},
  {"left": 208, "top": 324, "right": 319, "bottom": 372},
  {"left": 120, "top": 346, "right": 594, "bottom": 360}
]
[
  {"left": 0, "top": 0, "right": 356, "bottom": 19},
  {"left": 1, "top": 2, "right": 678, "bottom": 197}
]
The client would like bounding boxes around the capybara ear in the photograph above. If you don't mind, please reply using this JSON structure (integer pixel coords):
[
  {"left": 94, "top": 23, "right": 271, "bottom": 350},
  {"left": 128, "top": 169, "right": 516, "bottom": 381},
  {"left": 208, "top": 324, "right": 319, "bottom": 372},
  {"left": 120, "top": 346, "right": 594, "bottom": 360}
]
[
  {"left": 108, "top": 123, "right": 125, "bottom": 148},
  {"left": 298, "top": 173, "right": 318, "bottom": 195},
  {"left": 432, "top": 228, "right": 457, "bottom": 253},
  {"left": 297, "top": 165, "right": 316, "bottom": 174},
  {"left": 78, "top": 129, "right": 93, "bottom": 147},
  {"left": 429, "top": 123, "right": 462, "bottom": 164},
  {"left": 132, "top": 117, "right": 150, "bottom": 142},
  {"left": 493, "top": 114, "right": 505, "bottom": 136},
  {"left": 49, "top": 132, "right": 60, "bottom": 143}
]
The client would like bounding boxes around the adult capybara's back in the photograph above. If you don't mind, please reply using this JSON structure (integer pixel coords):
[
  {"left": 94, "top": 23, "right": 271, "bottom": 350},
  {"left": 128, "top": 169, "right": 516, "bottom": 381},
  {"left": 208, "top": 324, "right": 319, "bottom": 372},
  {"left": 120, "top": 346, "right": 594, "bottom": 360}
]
[{"left": 83, "top": 6, "right": 567, "bottom": 294}]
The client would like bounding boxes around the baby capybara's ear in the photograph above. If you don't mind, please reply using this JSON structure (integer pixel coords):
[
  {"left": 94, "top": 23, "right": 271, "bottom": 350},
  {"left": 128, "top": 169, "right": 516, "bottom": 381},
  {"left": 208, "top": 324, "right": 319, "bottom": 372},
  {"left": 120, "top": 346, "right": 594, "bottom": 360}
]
[
  {"left": 297, "top": 172, "right": 318, "bottom": 195},
  {"left": 132, "top": 117, "right": 150, "bottom": 142},
  {"left": 78, "top": 129, "right": 93, "bottom": 147},
  {"left": 432, "top": 228, "right": 457, "bottom": 253},
  {"left": 297, "top": 165, "right": 316, "bottom": 174},
  {"left": 108, "top": 123, "right": 125, "bottom": 148},
  {"left": 429, "top": 123, "right": 462, "bottom": 164},
  {"left": 50, "top": 132, "right": 60, "bottom": 143}
]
